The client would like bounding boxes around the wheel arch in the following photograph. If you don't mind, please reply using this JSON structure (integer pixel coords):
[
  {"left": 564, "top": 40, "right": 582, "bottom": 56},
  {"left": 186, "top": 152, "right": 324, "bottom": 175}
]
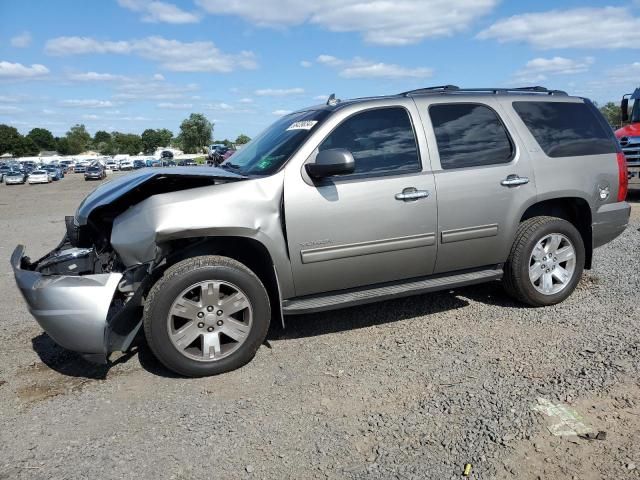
[
  {"left": 519, "top": 196, "right": 593, "bottom": 269},
  {"left": 159, "top": 235, "right": 285, "bottom": 327}
]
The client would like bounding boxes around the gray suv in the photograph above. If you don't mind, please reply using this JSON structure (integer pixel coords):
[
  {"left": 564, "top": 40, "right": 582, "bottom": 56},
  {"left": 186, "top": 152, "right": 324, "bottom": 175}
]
[{"left": 11, "top": 86, "right": 631, "bottom": 377}]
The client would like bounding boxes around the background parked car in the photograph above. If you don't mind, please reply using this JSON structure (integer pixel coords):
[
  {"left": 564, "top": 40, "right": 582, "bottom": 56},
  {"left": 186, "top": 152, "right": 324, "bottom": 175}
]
[
  {"left": 4, "top": 170, "right": 27, "bottom": 185},
  {"left": 43, "top": 165, "right": 63, "bottom": 181},
  {"left": 133, "top": 160, "right": 146, "bottom": 169},
  {"left": 119, "top": 160, "right": 134, "bottom": 171},
  {"left": 27, "top": 170, "right": 50, "bottom": 184},
  {"left": 84, "top": 165, "right": 106, "bottom": 181},
  {"left": 74, "top": 164, "right": 87, "bottom": 174}
]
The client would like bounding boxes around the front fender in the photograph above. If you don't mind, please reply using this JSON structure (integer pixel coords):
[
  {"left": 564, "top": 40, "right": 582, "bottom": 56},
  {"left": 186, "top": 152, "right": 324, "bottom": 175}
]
[{"left": 111, "top": 172, "right": 295, "bottom": 297}]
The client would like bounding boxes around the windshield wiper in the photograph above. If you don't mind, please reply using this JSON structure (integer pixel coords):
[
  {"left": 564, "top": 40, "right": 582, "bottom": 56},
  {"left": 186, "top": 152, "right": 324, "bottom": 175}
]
[{"left": 220, "top": 162, "right": 241, "bottom": 171}]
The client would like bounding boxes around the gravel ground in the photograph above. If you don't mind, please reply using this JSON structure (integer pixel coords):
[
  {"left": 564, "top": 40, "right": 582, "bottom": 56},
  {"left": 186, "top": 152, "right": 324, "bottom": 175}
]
[{"left": 0, "top": 174, "right": 638, "bottom": 480}]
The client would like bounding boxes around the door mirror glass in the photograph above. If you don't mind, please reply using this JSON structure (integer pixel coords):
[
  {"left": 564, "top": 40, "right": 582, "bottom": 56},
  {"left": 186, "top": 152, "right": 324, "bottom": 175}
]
[
  {"left": 621, "top": 98, "right": 629, "bottom": 122},
  {"left": 305, "top": 148, "right": 355, "bottom": 179}
]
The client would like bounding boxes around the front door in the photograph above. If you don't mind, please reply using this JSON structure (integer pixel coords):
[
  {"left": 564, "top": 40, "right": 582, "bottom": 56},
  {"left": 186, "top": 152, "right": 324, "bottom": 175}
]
[{"left": 284, "top": 104, "right": 438, "bottom": 297}]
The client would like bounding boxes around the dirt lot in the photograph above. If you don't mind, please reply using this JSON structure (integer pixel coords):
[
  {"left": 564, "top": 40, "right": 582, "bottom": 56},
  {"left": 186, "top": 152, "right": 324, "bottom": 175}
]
[{"left": 0, "top": 173, "right": 638, "bottom": 479}]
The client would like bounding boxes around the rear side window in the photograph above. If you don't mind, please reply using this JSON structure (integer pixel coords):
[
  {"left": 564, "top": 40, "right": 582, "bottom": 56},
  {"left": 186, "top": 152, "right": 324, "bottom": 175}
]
[
  {"left": 319, "top": 107, "right": 420, "bottom": 176},
  {"left": 429, "top": 103, "right": 514, "bottom": 169},
  {"left": 512, "top": 101, "right": 616, "bottom": 157}
]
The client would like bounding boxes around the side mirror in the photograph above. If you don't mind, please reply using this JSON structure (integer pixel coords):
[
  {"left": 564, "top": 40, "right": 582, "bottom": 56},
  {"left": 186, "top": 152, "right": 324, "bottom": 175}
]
[
  {"left": 305, "top": 148, "right": 355, "bottom": 179},
  {"left": 621, "top": 98, "right": 629, "bottom": 122}
]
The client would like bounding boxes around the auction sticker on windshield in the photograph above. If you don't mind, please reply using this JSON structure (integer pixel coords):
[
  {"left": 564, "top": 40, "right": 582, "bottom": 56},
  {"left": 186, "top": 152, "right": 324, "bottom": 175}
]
[{"left": 286, "top": 120, "right": 318, "bottom": 131}]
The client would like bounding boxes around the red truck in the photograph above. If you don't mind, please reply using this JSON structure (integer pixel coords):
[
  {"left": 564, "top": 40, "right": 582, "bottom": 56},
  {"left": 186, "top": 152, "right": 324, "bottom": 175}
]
[{"left": 616, "top": 88, "right": 640, "bottom": 189}]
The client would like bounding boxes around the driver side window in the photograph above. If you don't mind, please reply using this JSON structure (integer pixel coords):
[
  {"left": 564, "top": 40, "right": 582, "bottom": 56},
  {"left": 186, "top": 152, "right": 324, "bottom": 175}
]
[{"left": 319, "top": 107, "right": 421, "bottom": 176}]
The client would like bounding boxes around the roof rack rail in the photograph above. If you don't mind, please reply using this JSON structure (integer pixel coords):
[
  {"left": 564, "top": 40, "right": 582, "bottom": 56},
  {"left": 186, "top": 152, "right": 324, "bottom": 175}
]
[{"left": 400, "top": 85, "right": 568, "bottom": 97}]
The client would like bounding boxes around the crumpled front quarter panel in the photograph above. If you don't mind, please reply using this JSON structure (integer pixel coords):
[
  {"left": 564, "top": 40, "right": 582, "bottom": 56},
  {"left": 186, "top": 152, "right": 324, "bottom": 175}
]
[{"left": 111, "top": 173, "right": 293, "bottom": 293}]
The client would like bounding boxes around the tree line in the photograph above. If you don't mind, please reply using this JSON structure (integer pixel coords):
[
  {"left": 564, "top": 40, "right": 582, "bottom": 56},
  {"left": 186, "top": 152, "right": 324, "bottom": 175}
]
[{"left": 0, "top": 113, "right": 251, "bottom": 157}]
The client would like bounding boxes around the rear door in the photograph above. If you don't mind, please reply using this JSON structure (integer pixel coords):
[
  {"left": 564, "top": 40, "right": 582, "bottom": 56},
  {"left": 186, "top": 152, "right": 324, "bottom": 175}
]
[{"left": 414, "top": 97, "right": 537, "bottom": 273}]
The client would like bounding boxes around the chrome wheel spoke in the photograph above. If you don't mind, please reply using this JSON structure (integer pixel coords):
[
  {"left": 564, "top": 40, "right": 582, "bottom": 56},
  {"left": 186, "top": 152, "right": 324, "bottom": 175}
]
[
  {"left": 220, "top": 318, "right": 250, "bottom": 342},
  {"left": 552, "top": 265, "right": 570, "bottom": 284},
  {"left": 173, "top": 321, "right": 201, "bottom": 349},
  {"left": 529, "top": 262, "right": 543, "bottom": 283},
  {"left": 531, "top": 244, "right": 545, "bottom": 261},
  {"left": 555, "top": 246, "right": 574, "bottom": 263},
  {"left": 170, "top": 298, "right": 201, "bottom": 320},
  {"left": 202, "top": 281, "right": 221, "bottom": 306},
  {"left": 202, "top": 332, "right": 222, "bottom": 359},
  {"left": 220, "top": 292, "right": 250, "bottom": 316},
  {"left": 541, "top": 273, "right": 553, "bottom": 293},
  {"left": 546, "top": 234, "right": 562, "bottom": 254}
]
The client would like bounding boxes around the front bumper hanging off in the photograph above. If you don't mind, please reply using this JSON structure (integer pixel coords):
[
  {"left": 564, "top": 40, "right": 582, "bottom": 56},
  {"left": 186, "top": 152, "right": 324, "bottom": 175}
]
[{"left": 11, "top": 245, "right": 141, "bottom": 363}]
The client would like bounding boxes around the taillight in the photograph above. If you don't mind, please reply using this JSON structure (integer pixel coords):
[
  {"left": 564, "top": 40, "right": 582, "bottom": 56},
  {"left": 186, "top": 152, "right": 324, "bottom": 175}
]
[{"left": 617, "top": 151, "right": 628, "bottom": 202}]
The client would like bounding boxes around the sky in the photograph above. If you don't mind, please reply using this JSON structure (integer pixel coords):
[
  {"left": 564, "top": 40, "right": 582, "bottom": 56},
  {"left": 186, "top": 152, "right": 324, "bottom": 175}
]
[{"left": 1, "top": 0, "right": 640, "bottom": 140}]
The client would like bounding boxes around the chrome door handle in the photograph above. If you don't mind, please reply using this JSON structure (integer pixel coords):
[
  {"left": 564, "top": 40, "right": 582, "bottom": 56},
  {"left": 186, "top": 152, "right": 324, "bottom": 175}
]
[
  {"left": 501, "top": 174, "right": 529, "bottom": 187},
  {"left": 395, "top": 188, "right": 430, "bottom": 201}
]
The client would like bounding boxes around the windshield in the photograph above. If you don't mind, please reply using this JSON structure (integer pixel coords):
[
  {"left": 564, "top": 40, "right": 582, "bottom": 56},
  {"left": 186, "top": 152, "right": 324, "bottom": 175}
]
[{"left": 221, "top": 109, "right": 330, "bottom": 176}]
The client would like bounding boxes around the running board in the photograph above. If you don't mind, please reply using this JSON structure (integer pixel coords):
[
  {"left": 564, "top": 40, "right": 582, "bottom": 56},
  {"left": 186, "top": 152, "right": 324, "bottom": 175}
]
[{"left": 282, "top": 267, "right": 503, "bottom": 315}]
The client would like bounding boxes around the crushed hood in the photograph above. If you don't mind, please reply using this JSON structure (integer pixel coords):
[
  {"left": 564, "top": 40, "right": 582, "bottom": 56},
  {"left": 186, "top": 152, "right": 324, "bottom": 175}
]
[{"left": 75, "top": 167, "right": 244, "bottom": 225}]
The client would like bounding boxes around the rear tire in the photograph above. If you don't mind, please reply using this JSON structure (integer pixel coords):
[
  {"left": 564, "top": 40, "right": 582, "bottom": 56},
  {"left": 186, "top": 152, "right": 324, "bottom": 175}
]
[
  {"left": 143, "top": 255, "right": 271, "bottom": 377},
  {"left": 503, "top": 216, "right": 584, "bottom": 306}
]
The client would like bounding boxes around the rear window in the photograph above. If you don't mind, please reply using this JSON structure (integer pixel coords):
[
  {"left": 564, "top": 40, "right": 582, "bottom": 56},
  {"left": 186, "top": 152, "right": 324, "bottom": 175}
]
[{"left": 512, "top": 101, "right": 616, "bottom": 158}]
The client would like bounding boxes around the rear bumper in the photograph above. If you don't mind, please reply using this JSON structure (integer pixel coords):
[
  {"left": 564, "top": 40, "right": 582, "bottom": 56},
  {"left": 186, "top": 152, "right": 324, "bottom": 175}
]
[
  {"left": 11, "top": 245, "right": 123, "bottom": 356},
  {"left": 592, "top": 202, "right": 631, "bottom": 248}
]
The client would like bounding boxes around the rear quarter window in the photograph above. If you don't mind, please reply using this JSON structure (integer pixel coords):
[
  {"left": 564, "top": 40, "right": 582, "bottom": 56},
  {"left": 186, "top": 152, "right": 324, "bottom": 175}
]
[{"left": 512, "top": 101, "right": 616, "bottom": 158}]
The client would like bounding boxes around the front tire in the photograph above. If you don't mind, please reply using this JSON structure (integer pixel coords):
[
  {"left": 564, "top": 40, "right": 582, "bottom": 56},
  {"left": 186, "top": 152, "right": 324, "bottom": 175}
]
[
  {"left": 143, "top": 255, "right": 271, "bottom": 377},
  {"left": 503, "top": 216, "right": 584, "bottom": 306}
]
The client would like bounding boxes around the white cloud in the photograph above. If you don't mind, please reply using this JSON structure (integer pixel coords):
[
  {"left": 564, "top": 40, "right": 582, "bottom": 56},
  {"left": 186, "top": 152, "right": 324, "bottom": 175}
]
[
  {"left": 117, "top": 0, "right": 200, "bottom": 23},
  {"left": 196, "top": 0, "right": 498, "bottom": 45},
  {"left": 300, "top": 60, "right": 312, "bottom": 68},
  {"left": 255, "top": 87, "right": 304, "bottom": 96},
  {"left": 153, "top": 73, "right": 165, "bottom": 80},
  {"left": 313, "top": 94, "right": 328, "bottom": 101},
  {"left": 513, "top": 56, "right": 594, "bottom": 83},
  {"left": 157, "top": 102, "right": 193, "bottom": 109},
  {"left": 10, "top": 31, "right": 32, "bottom": 48},
  {"left": 114, "top": 80, "right": 198, "bottom": 100},
  {"left": 45, "top": 36, "right": 257, "bottom": 73},
  {"left": 0, "top": 95, "right": 21, "bottom": 103},
  {"left": 82, "top": 114, "right": 100, "bottom": 120},
  {"left": 316, "top": 54, "right": 344, "bottom": 67},
  {"left": 0, "top": 61, "right": 49, "bottom": 79},
  {"left": 478, "top": 7, "right": 640, "bottom": 49},
  {"left": 316, "top": 54, "right": 432, "bottom": 79},
  {"left": 0, "top": 105, "right": 22, "bottom": 114},
  {"left": 238, "top": 97, "right": 253, "bottom": 103},
  {"left": 60, "top": 99, "right": 115, "bottom": 108},
  {"left": 68, "top": 71, "right": 130, "bottom": 82},
  {"left": 272, "top": 109, "right": 292, "bottom": 116}
]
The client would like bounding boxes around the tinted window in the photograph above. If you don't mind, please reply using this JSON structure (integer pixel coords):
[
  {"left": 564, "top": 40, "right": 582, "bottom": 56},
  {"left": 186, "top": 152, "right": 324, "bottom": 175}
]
[
  {"left": 513, "top": 101, "right": 616, "bottom": 157},
  {"left": 429, "top": 103, "right": 513, "bottom": 169},
  {"left": 319, "top": 107, "right": 420, "bottom": 176}
]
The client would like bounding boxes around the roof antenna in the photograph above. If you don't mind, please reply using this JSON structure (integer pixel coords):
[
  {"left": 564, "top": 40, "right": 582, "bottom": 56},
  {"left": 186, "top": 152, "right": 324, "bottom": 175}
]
[{"left": 326, "top": 93, "right": 340, "bottom": 106}]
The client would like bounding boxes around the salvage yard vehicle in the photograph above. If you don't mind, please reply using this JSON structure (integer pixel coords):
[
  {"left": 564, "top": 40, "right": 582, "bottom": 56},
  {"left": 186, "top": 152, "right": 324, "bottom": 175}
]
[
  {"left": 12, "top": 86, "right": 631, "bottom": 377},
  {"left": 617, "top": 87, "right": 640, "bottom": 189},
  {"left": 27, "top": 170, "right": 51, "bottom": 184},
  {"left": 4, "top": 170, "right": 27, "bottom": 185},
  {"left": 84, "top": 165, "right": 106, "bottom": 181},
  {"left": 119, "top": 160, "right": 134, "bottom": 171}
]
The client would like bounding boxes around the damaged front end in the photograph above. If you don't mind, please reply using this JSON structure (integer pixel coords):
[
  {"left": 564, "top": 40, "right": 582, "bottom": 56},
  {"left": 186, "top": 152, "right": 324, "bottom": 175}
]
[
  {"left": 11, "top": 167, "right": 246, "bottom": 364},
  {"left": 11, "top": 238, "right": 149, "bottom": 364}
]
